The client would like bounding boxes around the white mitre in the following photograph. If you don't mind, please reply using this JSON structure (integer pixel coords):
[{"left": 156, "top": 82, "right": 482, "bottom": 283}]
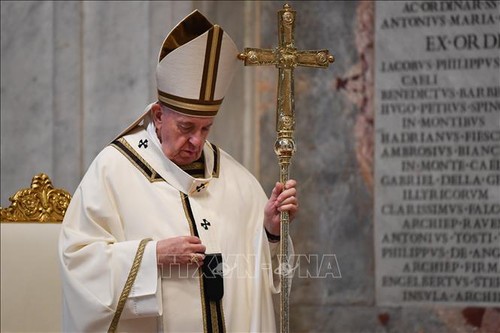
[
  {"left": 117, "top": 10, "right": 239, "bottom": 137},
  {"left": 157, "top": 10, "right": 239, "bottom": 117}
]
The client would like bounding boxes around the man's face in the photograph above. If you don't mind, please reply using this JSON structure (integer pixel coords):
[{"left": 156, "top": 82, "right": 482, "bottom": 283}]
[{"left": 152, "top": 104, "right": 214, "bottom": 166}]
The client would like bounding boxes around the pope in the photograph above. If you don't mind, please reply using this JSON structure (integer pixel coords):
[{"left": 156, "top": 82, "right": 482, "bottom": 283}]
[{"left": 59, "top": 9, "right": 298, "bottom": 333}]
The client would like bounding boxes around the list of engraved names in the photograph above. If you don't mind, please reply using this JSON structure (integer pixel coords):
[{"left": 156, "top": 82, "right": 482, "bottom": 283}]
[{"left": 374, "top": 0, "right": 500, "bottom": 306}]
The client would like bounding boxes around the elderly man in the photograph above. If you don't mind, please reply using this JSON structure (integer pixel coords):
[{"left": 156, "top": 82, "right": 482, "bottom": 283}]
[{"left": 59, "top": 9, "right": 297, "bottom": 332}]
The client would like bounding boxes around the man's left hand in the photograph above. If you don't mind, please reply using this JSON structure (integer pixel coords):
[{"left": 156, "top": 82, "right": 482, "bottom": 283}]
[{"left": 263, "top": 179, "right": 298, "bottom": 236}]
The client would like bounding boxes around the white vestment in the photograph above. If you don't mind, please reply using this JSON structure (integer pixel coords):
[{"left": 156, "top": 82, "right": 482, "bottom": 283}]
[{"left": 59, "top": 121, "right": 284, "bottom": 332}]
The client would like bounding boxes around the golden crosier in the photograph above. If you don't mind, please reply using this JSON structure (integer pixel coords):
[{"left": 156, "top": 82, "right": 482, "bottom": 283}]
[
  {"left": 0, "top": 173, "right": 72, "bottom": 223},
  {"left": 238, "top": 4, "right": 334, "bottom": 333}
]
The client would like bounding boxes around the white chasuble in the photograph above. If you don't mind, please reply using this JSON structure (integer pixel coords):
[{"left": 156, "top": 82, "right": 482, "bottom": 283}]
[{"left": 59, "top": 122, "right": 282, "bottom": 332}]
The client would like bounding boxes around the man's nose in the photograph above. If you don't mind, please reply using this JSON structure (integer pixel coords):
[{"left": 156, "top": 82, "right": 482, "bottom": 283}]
[{"left": 189, "top": 132, "right": 204, "bottom": 146}]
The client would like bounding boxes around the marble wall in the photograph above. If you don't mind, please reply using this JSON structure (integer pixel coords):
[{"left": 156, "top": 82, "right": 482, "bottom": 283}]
[{"left": 2, "top": 1, "right": 496, "bottom": 332}]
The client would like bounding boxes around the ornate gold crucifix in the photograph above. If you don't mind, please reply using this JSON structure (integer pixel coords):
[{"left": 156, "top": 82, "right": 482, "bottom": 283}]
[{"left": 238, "top": 3, "right": 334, "bottom": 333}]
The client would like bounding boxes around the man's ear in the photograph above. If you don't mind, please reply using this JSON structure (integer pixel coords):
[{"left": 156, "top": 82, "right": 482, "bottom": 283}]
[{"left": 151, "top": 103, "right": 163, "bottom": 125}]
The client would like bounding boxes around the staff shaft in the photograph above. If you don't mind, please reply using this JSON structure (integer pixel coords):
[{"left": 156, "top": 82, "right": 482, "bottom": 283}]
[{"left": 275, "top": 64, "right": 295, "bottom": 332}]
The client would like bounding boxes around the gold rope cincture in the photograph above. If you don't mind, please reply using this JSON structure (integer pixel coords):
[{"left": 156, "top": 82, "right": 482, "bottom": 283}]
[
  {"left": 108, "top": 238, "right": 153, "bottom": 333},
  {"left": 238, "top": 4, "right": 334, "bottom": 333}
]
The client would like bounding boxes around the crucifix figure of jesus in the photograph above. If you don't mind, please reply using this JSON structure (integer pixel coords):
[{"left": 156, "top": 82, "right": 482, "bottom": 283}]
[{"left": 238, "top": 3, "right": 334, "bottom": 333}]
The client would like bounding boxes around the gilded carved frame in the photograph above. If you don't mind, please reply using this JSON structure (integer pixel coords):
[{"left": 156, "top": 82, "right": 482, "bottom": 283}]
[{"left": 0, "top": 173, "right": 72, "bottom": 223}]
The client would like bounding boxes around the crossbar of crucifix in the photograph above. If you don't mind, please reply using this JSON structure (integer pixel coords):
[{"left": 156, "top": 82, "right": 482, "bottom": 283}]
[{"left": 238, "top": 3, "right": 334, "bottom": 333}]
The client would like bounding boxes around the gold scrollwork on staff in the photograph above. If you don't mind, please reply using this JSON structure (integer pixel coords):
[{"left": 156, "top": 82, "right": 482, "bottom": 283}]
[{"left": 0, "top": 173, "right": 72, "bottom": 223}]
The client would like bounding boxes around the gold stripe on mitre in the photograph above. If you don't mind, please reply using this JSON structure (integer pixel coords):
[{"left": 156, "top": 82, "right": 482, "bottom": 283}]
[
  {"left": 200, "top": 25, "right": 223, "bottom": 101},
  {"left": 158, "top": 90, "right": 222, "bottom": 117}
]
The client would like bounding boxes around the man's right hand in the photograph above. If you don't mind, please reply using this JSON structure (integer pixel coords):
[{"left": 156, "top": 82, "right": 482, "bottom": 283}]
[{"left": 156, "top": 236, "right": 206, "bottom": 267}]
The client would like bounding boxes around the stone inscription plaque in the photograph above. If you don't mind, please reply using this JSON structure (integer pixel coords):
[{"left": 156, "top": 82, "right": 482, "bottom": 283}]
[{"left": 375, "top": 1, "right": 500, "bottom": 306}]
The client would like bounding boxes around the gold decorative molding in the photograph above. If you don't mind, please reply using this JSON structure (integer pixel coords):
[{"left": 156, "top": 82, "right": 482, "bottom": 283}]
[{"left": 1, "top": 173, "right": 72, "bottom": 223}]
